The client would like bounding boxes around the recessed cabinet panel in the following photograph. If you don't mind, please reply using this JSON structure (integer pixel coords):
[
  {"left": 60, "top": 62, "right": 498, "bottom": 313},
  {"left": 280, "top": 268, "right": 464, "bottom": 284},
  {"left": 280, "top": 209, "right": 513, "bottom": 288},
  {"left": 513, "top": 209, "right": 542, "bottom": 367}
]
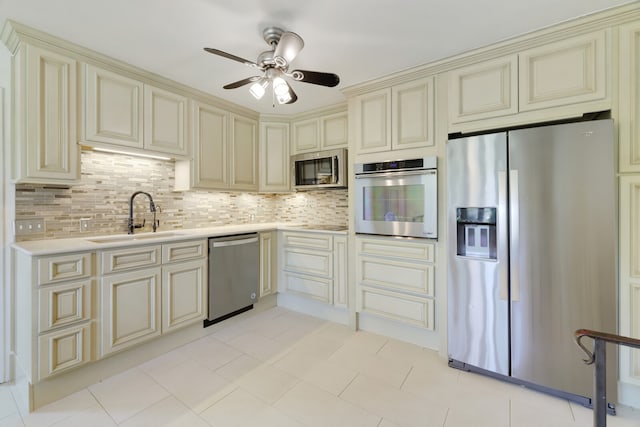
[
  {"left": 38, "top": 280, "right": 92, "bottom": 333},
  {"left": 619, "top": 22, "right": 640, "bottom": 172},
  {"left": 84, "top": 64, "right": 143, "bottom": 147},
  {"left": 358, "top": 257, "right": 434, "bottom": 296},
  {"left": 144, "top": 85, "right": 188, "bottom": 156},
  {"left": 333, "top": 235, "right": 348, "bottom": 308},
  {"left": 449, "top": 55, "right": 518, "bottom": 123},
  {"left": 100, "top": 268, "right": 161, "bottom": 356},
  {"left": 322, "top": 112, "right": 348, "bottom": 149},
  {"left": 357, "top": 238, "right": 434, "bottom": 262},
  {"left": 260, "top": 232, "right": 275, "bottom": 297},
  {"left": 259, "top": 122, "right": 290, "bottom": 192},
  {"left": 100, "top": 245, "right": 161, "bottom": 274},
  {"left": 284, "top": 272, "right": 332, "bottom": 303},
  {"left": 38, "top": 323, "right": 91, "bottom": 380},
  {"left": 392, "top": 77, "right": 434, "bottom": 149},
  {"left": 282, "top": 232, "right": 332, "bottom": 250},
  {"left": 37, "top": 252, "right": 92, "bottom": 285},
  {"left": 292, "top": 118, "right": 320, "bottom": 153},
  {"left": 162, "top": 259, "right": 206, "bottom": 333},
  {"left": 192, "top": 101, "right": 228, "bottom": 189},
  {"left": 24, "top": 45, "right": 79, "bottom": 182},
  {"left": 354, "top": 88, "right": 391, "bottom": 153},
  {"left": 359, "top": 286, "right": 434, "bottom": 330},
  {"left": 162, "top": 240, "right": 206, "bottom": 263},
  {"left": 229, "top": 114, "right": 258, "bottom": 190},
  {"left": 519, "top": 30, "right": 608, "bottom": 112},
  {"left": 284, "top": 248, "right": 332, "bottom": 278}
]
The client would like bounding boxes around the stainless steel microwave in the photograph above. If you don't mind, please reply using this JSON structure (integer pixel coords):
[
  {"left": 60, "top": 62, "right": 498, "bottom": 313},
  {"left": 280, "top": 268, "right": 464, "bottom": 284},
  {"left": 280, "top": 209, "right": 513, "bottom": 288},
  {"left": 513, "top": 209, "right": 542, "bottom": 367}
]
[{"left": 291, "top": 148, "right": 347, "bottom": 190}]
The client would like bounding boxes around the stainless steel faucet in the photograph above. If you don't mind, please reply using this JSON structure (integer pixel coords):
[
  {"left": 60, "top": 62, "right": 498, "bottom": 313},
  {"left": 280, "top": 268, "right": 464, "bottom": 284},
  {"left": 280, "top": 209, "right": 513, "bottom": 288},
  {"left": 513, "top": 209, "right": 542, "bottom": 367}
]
[{"left": 128, "top": 191, "right": 158, "bottom": 234}]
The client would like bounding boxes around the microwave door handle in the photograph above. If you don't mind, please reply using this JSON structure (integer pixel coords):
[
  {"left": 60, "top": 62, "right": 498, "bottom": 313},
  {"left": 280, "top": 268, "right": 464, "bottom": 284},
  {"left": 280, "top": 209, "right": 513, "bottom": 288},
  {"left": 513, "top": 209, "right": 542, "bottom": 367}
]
[{"left": 332, "top": 156, "right": 337, "bottom": 181}]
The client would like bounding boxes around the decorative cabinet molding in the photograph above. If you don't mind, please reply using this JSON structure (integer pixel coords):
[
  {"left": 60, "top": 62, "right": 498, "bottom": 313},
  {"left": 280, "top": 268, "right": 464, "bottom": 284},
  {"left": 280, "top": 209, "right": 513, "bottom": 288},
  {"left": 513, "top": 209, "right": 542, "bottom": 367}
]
[
  {"left": 448, "top": 55, "right": 518, "bottom": 124},
  {"left": 333, "top": 235, "right": 348, "bottom": 308},
  {"left": 259, "top": 121, "right": 290, "bottom": 192},
  {"left": 354, "top": 77, "right": 434, "bottom": 154},
  {"left": 620, "top": 21, "right": 640, "bottom": 173},
  {"left": 260, "top": 232, "right": 276, "bottom": 297},
  {"left": 38, "top": 280, "right": 92, "bottom": 333},
  {"left": 13, "top": 44, "right": 79, "bottom": 184},
  {"left": 143, "top": 84, "right": 188, "bottom": 156},
  {"left": 83, "top": 64, "right": 144, "bottom": 148},
  {"left": 38, "top": 323, "right": 91, "bottom": 380}
]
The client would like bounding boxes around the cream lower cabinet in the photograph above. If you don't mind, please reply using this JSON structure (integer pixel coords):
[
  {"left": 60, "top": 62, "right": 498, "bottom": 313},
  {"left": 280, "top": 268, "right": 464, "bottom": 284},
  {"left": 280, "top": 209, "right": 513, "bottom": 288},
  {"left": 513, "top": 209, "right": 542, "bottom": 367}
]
[
  {"left": 12, "top": 250, "right": 95, "bottom": 382},
  {"left": 98, "top": 239, "right": 206, "bottom": 357},
  {"left": 356, "top": 236, "right": 435, "bottom": 330},
  {"left": 280, "top": 231, "right": 347, "bottom": 306},
  {"left": 260, "top": 232, "right": 276, "bottom": 297}
]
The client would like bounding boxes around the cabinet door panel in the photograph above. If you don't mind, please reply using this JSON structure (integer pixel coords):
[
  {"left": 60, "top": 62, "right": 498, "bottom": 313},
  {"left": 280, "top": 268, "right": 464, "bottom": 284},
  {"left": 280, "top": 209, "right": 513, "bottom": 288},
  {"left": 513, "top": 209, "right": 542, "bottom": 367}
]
[
  {"left": 144, "top": 85, "right": 188, "bottom": 156},
  {"left": 354, "top": 88, "right": 391, "bottom": 153},
  {"left": 84, "top": 65, "right": 143, "bottom": 147},
  {"left": 38, "top": 323, "right": 91, "bottom": 380},
  {"left": 192, "top": 100, "right": 228, "bottom": 188},
  {"left": 519, "top": 30, "right": 608, "bottom": 112},
  {"left": 292, "top": 118, "right": 319, "bottom": 153},
  {"left": 259, "top": 122, "right": 290, "bottom": 192},
  {"left": 162, "top": 259, "right": 206, "bottom": 333},
  {"left": 619, "top": 22, "right": 640, "bottom": 172},
  {"left": 100, "top": 268, "right": 161, "bottom": 356},
  {"left": 39, "top": 280, "right": 92, "bottom": 333},
  {"left": 25, "top": 45, "right": 79, "bottom": 181},
  {"left": 321, "top": 112, "right": 348, "bottom": 149},
  {"left": 449, "top": 55, "right": 518, "bottom": 124},
  {"left": 392, "top": 77, "right": 434, "bottom": 149},
  {"left": 229, "top": 114, "right": 258, "bottom": 190}
]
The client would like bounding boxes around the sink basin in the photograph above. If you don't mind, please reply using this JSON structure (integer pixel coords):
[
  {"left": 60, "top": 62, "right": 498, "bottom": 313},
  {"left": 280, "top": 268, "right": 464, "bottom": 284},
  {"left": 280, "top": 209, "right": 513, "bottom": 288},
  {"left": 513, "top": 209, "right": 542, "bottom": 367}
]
[{"left": 86, "top": 232, "right": 187, "bottom": 244}]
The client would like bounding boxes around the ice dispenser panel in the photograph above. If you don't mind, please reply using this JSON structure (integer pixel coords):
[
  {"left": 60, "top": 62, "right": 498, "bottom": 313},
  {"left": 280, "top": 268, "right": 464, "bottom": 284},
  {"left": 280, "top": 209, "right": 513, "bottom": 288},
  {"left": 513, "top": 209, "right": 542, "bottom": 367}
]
[{"left": 456, "top": 207, "right": 497, "bottom": 259}]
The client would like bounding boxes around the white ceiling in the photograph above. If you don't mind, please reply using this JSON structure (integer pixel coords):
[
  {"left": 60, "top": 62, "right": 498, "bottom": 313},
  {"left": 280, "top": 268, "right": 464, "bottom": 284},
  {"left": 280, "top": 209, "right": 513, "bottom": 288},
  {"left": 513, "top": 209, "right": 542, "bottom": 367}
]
[{"left": 0, "top": 0, "right": 636, "bottom": 115}]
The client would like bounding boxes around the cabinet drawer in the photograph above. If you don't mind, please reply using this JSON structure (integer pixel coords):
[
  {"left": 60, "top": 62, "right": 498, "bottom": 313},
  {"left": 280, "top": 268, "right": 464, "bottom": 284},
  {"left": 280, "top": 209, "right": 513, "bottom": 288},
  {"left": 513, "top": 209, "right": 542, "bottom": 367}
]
[
  {"left": 100, "top": 245, "right": 161, "bottom": 274},
  {"left": 38, "top": 280, "right": 92, "bottom": 333},
  {"left": 358, "top": 286, "right": 434, "bottom": 330},
  {"left": 357, "top": 237, "right": 434, "bottom": 263},
  {"left": 357, "top": 256, "right": 434, "bottom": 296},
  {"left": 284, "top": 247, "right": 332, "bottom": 277},
  {"left": 282, "top": 232, "right": 332, "bottom": 250},
  {"left": 38, "top": 322, "right": 91, "bottom": 380},
  {"left": 37, "top": 252, "right": 92, "bottom": 285},
  {"left": 162, "top": 240, "right": 206, "bottom": 263},
  {"left": 284, "top": 272, "right": 332, "bottom": 303}
]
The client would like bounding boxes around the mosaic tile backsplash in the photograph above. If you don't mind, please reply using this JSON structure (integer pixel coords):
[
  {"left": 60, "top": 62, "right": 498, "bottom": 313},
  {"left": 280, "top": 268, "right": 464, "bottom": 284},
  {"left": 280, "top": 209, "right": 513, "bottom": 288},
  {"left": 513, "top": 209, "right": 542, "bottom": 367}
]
[{"left": 15, "top": 150, "right": 348, "bottom": 242}]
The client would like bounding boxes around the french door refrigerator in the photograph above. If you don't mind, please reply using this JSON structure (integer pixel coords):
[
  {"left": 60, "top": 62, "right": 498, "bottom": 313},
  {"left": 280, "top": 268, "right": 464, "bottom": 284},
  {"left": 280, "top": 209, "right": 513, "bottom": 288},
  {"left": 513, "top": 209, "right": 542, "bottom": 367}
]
[{"left": 446, "top": 119, "right": 617, "bottom": 407}]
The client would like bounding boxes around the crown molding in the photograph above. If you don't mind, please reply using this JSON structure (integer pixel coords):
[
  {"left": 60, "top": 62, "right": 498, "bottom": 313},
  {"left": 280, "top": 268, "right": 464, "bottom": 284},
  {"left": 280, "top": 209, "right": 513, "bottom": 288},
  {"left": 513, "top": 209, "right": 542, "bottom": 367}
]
[{"left": 342, "top": 1, "right": 640, "bottom": 97}]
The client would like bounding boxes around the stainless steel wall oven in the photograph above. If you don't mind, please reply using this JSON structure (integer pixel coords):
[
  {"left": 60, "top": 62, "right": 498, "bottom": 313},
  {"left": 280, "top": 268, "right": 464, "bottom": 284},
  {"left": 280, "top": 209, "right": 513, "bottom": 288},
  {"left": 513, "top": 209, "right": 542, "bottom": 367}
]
[{"left": 354, "top": 157, "right": 437, "bottom": 239}]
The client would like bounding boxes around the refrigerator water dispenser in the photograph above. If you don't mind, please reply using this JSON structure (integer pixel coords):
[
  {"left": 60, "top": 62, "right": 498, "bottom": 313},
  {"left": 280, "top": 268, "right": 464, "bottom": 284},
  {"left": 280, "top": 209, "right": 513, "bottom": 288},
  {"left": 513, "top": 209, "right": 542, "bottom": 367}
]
[{"left": 456, "top": 207, "right": 497, "bottom": 259}]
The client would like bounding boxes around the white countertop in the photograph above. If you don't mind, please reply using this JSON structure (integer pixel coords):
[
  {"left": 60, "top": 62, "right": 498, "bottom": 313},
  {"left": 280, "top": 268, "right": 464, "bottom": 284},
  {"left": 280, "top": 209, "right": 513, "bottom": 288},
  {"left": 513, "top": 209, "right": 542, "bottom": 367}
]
[{"left": 12, "top": 222, "right": 348, "bottom": 256}]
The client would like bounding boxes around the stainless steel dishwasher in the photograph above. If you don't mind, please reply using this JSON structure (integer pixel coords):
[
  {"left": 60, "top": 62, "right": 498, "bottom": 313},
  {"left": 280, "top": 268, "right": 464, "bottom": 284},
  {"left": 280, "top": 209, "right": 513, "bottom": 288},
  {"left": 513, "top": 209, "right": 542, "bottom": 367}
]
[{"left": 204, "top": 233, "right": 259, "bottom": 327}]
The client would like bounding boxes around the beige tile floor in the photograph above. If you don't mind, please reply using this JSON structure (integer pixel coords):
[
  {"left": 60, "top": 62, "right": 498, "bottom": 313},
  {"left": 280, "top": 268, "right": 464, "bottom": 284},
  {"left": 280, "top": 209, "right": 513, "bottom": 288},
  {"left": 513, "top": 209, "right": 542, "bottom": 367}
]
[{"left": 1, "top": 307, "right": 640, "bottom": 427}]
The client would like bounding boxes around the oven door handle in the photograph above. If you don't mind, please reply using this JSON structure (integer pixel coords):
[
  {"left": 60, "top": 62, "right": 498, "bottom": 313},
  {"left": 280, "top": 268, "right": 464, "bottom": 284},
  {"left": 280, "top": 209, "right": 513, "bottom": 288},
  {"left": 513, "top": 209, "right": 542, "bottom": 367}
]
[{"left": 355, "top": 170, "right": 435, "bottom": 179}]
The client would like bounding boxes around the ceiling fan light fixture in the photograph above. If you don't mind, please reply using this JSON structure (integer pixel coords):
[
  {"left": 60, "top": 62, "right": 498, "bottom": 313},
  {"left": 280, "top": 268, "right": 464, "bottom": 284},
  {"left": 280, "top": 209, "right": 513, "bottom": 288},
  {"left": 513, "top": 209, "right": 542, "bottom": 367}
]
[
  {"left": 272, "top": 77, "right": 292, "bottom": 104},
  {"left": 249, "top": 79, "right": 269, "bottom": 99}
]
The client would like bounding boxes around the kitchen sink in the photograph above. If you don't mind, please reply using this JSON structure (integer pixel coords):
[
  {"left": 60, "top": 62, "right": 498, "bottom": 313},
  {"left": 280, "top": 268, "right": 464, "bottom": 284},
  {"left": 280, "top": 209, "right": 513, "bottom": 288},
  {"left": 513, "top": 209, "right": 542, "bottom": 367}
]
[{"left": 86, "top": 232, "right": 187, "bottom": 244}]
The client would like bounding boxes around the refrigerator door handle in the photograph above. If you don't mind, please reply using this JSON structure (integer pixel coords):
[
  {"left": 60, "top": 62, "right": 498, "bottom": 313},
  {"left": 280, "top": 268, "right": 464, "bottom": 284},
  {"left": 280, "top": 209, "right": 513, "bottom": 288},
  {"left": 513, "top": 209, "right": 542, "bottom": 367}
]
[
  {"left": 498, "top": 170, "right": 509, "bottom": 301},
  {"left": 509, "top": 169, "right": 521, "bottom": 302}
]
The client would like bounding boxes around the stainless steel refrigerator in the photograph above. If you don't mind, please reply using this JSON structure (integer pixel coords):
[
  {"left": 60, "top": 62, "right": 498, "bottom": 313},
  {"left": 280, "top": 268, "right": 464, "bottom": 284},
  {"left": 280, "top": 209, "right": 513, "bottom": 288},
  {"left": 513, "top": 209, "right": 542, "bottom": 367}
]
[{"left": 446, "top": 119, "right": 617, "bottom": 406}]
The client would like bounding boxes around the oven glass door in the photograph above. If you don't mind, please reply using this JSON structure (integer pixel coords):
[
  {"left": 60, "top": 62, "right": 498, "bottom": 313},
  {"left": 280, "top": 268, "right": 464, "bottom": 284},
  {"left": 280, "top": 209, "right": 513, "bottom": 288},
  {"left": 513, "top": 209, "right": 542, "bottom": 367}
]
[{"left": 355, "top": 170, "right": 437, "bottom": 238}]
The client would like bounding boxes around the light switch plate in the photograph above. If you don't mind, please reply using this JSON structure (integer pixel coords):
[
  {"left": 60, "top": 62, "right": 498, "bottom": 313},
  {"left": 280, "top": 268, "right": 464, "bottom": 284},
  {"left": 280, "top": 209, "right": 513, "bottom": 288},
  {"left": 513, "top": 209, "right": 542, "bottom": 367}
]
[
  {"left": 14, "top": 218, "right": 45, "bottom": 235},
  {"left": 80, "top": 218, "right": 91, "bottom": 232}
]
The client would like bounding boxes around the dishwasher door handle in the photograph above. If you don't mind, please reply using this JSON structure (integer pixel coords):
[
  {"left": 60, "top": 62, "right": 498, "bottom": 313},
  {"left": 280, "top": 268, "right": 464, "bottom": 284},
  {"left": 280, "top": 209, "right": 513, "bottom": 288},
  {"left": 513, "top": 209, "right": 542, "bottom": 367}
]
[{"left": 212, "top": 236, "right": 259, "bottom": 248}]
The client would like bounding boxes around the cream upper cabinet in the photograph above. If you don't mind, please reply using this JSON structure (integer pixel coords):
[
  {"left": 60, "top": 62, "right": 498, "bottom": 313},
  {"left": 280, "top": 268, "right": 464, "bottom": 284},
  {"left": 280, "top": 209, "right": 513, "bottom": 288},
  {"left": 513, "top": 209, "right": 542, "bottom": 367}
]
[
  {"left": 229, "top": 113, "right": 258, "bottom": 191},
  {"left": 13, "top": 44, "right": 80, "bottom": 184},
  {"left": 354, "top": 77, "right": 434, "bottom": 154},
  {"left": 83, "top": 64, "right": 144, "bottom": 149},
  {"left": 291, "top": 108, "right": 348, "bottom": 154},
  {"left": 292, "top": 118, "right": 320, "bottom": 153},
  {"left": 144, "top": 84, "right": 188, "bottom": 156},
  {"left": 449, "top": 30, "right": 609, "bottom": 128},
  {"left": 448, "top": 55, "right": 518, "bottom": 124},
  {"left": 619, "top": 21, "right": 640, "bottom": 173},
  {"left": 259, "top": 121, "right": 290, "bottom": 192},
  {"left": 518, "top": 30, "right": 608, "bottom": 112},
  {"left": 81, "top": 65, "right": 188, "bottom": 157}
]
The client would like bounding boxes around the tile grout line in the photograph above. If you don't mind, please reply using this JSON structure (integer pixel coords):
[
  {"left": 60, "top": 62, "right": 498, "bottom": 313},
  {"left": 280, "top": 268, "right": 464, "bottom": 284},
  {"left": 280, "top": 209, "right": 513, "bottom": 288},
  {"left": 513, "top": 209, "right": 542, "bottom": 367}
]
[
  {"left": 442, "top": 407, "right": 450, "bottom": 427},
  {"left": 399, "top": 366, "right": 414, "bottom": 390},
  {"left": 86, "top": 386, "right": 119, "bottom": 426}
]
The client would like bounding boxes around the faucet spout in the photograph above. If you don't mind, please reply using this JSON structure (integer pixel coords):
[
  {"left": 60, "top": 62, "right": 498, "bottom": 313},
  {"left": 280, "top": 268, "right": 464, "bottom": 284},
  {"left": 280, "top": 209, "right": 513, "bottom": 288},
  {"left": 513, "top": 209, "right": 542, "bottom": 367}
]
[{"left": 128, "top": 191, "right": 157, "bottom": 234}]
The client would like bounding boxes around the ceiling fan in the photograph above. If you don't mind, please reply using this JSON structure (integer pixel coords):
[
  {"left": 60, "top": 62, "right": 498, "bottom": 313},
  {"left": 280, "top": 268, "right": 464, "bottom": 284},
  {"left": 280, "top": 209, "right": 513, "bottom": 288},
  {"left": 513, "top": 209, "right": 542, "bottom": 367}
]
[{"left": 204, "top": 27, "right": 340, "bottom": 105}]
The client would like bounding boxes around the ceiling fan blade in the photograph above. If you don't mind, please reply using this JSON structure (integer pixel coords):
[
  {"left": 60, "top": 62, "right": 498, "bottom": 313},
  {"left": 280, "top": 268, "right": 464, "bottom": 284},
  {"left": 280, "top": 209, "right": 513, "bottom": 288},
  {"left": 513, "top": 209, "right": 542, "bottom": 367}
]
[
  {"left": 285, "top": 81, "right": 298, "bottom": 104},
  {"left": 203, "top": 47, "right": 260, "bottom": 68},
  {"left": 290, "top": 70, "right": 340, "bottom": 87},
  {"left": 223, "top": 76, "right": 261, "bottom": 89},
  {"left": 273, "top": 31, "right": 304, "bottom": 67}
]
